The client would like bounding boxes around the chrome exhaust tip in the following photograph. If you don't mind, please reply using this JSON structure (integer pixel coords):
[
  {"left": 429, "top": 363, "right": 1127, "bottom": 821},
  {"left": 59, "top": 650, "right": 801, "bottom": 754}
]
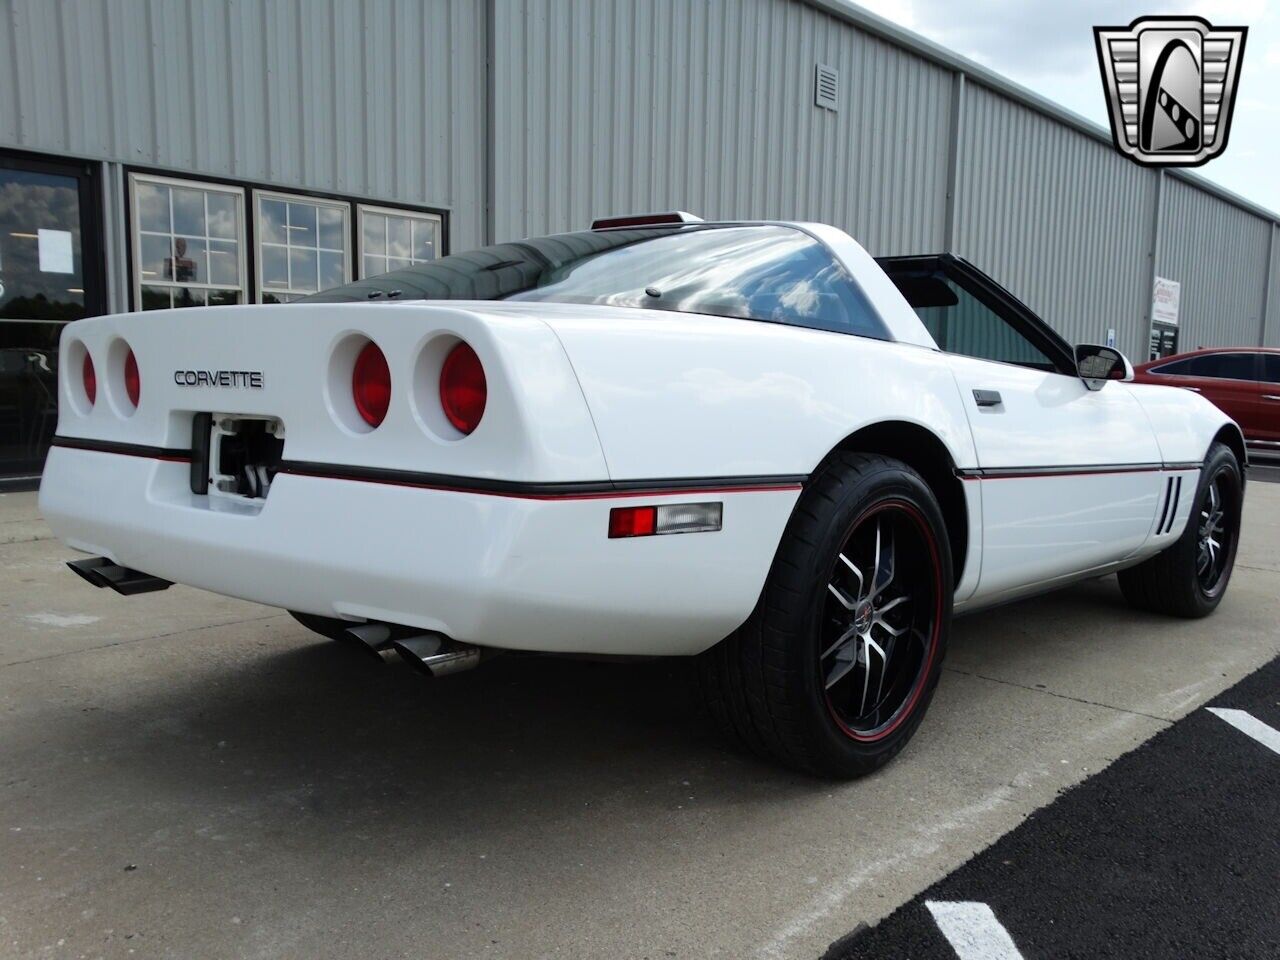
[
  {"left": 393, "top": 633, "right": 483, "bottom": 678},
  {"left": 342, "top": 622, "right": 396, "bottom": 660},
  {"left": 66, "top": 557, "right": 172, "bottom": 595}
]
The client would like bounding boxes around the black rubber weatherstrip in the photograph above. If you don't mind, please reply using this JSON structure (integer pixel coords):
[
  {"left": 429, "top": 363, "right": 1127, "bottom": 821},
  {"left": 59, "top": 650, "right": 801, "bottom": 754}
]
[
  {"left": 276, "top": 459, "right": 808, "bottom": 499},
  {"left": 955, "top": 461, "right": 1203, "bottom": 480},
  {"left": 50, "top": 435, "right": 192, "bottom": 461}
]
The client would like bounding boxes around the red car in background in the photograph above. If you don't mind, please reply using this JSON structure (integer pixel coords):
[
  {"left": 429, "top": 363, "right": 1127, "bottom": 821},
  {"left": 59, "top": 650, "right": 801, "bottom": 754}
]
[{"left": 1133, "top": 347, "right": 1280, "bottom": 461}]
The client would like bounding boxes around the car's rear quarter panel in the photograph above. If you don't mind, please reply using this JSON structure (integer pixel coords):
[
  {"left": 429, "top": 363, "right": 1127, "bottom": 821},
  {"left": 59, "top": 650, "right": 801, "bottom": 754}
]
[
  {"left": 533, "top": 305, "right": 979, "bottom": 480},
  {"left": 52, "top": 302, "right": 608, "bottom": 481}
]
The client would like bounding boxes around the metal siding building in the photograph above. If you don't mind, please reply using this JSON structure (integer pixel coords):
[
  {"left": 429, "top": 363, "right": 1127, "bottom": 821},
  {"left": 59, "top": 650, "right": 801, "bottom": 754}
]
[
  {"left": 1269, "top": 227, "right": 1280, "bottom": 348},
  {"left": 1160, "top": 177, "right": 1273, "bottom": 351},
  {"left": 490, "top": 0, "right": 954, "bottom": 254},
  {"left": 0, "top": 0, "right": 1276, "bottom": 485},
  {"left": 951, "top": 82, "right": 1161, "bottom": 359}
]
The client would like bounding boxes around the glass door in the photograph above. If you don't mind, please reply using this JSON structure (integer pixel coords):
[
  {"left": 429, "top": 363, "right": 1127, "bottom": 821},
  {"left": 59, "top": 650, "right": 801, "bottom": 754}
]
[{"left": 0, "top": 152, "right": 104, "bottom": 484}]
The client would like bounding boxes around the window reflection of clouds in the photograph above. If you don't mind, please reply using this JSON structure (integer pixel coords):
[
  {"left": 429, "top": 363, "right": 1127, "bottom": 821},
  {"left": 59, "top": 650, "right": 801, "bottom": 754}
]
[
  {"left": 257, "top": 194, "right": 348, "bottom": 302},
  {"left": 130, "top": 176, "right": 243, "bottom": 310},
  {"left": 172, "top": 188, "right": 205, "bottom": 237},
  {"left": 509, "top": 226, "right": 886, "bottom": 340},
  {"left": 358, "top": 208, "right": 441, "bottom": 280},
  {"left": 135, "top": 182, "right": 169, "bottom": 233},
  {"left": 206, "top": 193, "right": 238, "bottom": 240},
  {"left": 0, "top": 178, "right": 85, "bottom": 317}
]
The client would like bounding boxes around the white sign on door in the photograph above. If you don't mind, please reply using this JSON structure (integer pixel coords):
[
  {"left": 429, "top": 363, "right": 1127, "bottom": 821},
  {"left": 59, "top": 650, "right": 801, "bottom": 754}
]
[
  {"left": 1152, "top": 276, "right": 1180, "bottom": 326},
  {"left": 37, "top": 229, "right": 74, "bottom": 274}
]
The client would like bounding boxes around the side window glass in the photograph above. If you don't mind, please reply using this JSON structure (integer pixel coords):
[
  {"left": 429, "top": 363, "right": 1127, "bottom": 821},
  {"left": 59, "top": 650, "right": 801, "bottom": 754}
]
[
  {"left": 1263, "top": 354, "right": 1280, "bottom": 384},
  {"left": 1218, "top": 353, "right": 1256, "bottom": 380},
  {"left": 892, "top": 271, "right": 1055, "bottom": 371},
  {"left": 1186, "top": 355, "right": 1215, "bottom": 377},
  {"left": 1190, "top": 353, "right": 1254, "bottom": 380},
  {"left": 1152, "top": 358, "right": 1194, "bottom": 375}
]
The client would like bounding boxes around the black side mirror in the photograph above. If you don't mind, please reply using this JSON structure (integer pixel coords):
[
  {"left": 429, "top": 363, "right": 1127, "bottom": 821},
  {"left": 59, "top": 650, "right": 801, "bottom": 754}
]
[{"left": 1075, "top": 344, "right": 1133, "bottom": 390}]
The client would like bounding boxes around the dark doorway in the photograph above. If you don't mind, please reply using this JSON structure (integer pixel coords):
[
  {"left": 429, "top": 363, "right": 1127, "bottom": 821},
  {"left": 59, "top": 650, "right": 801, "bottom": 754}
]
[
  {"left": 0, "top": 151, "right": 105, "bottom": 486},
  {"left": 1149, "top": 320, "right": 1179, "bottom": 360}
]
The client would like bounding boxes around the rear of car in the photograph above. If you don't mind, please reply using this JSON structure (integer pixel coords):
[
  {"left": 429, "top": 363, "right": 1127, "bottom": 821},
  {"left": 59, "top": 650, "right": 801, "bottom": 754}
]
[
  {"left": 40, "top": 299, "right": 806, "bottom": 655},
  {"left": 41, "top": 222, "right": 881, "bottom": 657}
]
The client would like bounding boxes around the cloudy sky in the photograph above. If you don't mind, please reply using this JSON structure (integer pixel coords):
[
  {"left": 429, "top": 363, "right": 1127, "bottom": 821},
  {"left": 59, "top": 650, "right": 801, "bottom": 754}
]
[{"left": 856, "top": 0, "right": 1279, "bottom": 214}]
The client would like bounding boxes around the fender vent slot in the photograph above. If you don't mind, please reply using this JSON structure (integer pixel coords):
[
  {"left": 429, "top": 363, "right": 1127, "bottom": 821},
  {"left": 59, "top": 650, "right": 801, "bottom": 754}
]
[
  {"left": 1156, "top": 477, "right": 1174, "bottom": 534},
  {"left": 1164, "top": 476, "right": 1183, "bottom": 534}
]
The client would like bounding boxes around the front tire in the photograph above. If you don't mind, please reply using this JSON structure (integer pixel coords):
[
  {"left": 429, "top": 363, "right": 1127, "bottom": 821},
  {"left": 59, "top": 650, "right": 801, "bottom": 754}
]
[
  {"left": 698, "top": 452, "right": 952, "bottom": 778},
  {"left": 1117, "top": 442, "right": 1242, "bottom": 618}
]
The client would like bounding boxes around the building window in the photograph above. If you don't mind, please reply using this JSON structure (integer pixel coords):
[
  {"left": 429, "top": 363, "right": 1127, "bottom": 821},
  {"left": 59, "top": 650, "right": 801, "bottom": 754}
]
[
  {"left": 358, "top": 205, "right": 442, "bottom": 278},
  {"left": 130, "top": 173, "right": 245, "bottom": 310},
  {"left": 255, "top": 191, "right": 351, "bottom": 302}
]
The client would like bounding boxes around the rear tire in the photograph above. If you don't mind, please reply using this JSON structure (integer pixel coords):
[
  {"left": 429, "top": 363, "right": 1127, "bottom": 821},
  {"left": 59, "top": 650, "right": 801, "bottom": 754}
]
[
  {"left": 698, "top": 452, "right": 952, "bottom": 778},
  {"left": 1117, "top": 442, "right": 1242, "bottom": 618}
]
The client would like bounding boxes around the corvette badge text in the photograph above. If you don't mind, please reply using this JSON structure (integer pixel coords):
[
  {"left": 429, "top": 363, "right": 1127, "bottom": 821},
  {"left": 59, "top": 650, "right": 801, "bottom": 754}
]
[
  {"left": 174, "top": 370, "right": 265, "bottom": 388},
  {"left": 1094, "top": 16, "right": 1247, "bottom": 167}
]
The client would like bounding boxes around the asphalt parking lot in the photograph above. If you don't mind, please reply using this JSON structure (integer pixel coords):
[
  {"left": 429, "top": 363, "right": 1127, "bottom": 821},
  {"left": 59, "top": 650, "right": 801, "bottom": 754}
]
[
  {"left": 2, "top": 478, "right": 1279, "bottom": 960},
  {"left": 827, "top": 657, "right": 1280, "bottom": 959}
]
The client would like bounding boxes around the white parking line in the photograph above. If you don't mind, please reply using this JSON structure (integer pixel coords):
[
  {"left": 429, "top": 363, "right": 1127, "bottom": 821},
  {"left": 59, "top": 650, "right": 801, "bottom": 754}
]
[
  {"left": 1207, "top": 708, "right": 1280, "bottom": 755},
  {"left": 925, "top": 901, "right": 1025, "bottom": 960}
]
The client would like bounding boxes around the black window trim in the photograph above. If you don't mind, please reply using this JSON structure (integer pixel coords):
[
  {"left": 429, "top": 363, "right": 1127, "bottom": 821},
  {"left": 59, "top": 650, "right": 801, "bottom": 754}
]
[{"left": 876, "top": 253, "right": 1077, "bottom": 376}]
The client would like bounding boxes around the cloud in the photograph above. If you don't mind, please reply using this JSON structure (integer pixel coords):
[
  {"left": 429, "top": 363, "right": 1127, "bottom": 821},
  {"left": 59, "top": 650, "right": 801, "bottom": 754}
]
[{"left": 857, "top": 0, "right": 1280, "bottom": 213}]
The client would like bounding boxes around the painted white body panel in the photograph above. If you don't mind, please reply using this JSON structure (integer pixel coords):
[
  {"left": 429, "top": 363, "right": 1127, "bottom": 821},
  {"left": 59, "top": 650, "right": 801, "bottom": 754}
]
[
  {"left": 1125, "top": 381, "right": 1243, "bottom": 465},
  {"left": 52, "top": 302, "right": 609, "bottom": 481},
  {"left": 531, "top": 304, "right": 977, "bottom": 480},
  {"left": 802, "top": 223, "right": 939, "bottom": 349},
  {"left": 945, "top": 355, "right": 1164, "bottom": 599},
  {"left": 39, "top": 222, "right": 1240, "bottom": 655},
  {"left": 39, "top": 450, "right": 798, "bottom": 655}
]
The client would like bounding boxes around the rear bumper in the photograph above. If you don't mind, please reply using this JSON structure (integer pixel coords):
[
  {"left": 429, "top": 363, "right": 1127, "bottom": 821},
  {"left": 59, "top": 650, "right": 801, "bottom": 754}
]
[{"left": 38, "top": 446, "right": 800, "bottom": 656}]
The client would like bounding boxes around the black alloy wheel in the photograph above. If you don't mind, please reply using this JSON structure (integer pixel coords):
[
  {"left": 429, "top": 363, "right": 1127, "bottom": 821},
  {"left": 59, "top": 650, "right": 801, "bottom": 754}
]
[{"left": 820, "top": 500, "right": 943, "bottom": 742}]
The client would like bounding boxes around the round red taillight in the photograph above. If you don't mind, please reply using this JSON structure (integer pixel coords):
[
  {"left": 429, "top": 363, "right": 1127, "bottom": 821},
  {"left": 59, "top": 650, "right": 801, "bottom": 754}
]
[
  {"left": 82, "top": 352, "right": 96, "bottom": 406},
  {"left": 352, "top": 341, "right": 391, "bottom": 428},
  {"left": 439, "top": 342, "right": 486, "bottom": 435},
  {"left": 124, "top": 348, "right": 140, "bottom": 407}
]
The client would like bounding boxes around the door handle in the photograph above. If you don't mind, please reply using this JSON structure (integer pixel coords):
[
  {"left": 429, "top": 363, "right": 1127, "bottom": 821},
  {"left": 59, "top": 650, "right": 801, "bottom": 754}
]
[
  {"left": 973, "top": 389, "right": 1003, "bottom": 407},
  {"left": 1182, "top": 386, "right": 1201, "bottom": 392},
  {"left": 1264, "top": 394, "right": 1280, "bottom": 401}
]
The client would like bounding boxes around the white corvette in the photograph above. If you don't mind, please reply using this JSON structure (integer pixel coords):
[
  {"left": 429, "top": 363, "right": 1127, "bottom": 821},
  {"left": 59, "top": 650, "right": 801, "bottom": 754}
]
[{"left": 40, "top": 214, "right": 1245, "bottom": 777}]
